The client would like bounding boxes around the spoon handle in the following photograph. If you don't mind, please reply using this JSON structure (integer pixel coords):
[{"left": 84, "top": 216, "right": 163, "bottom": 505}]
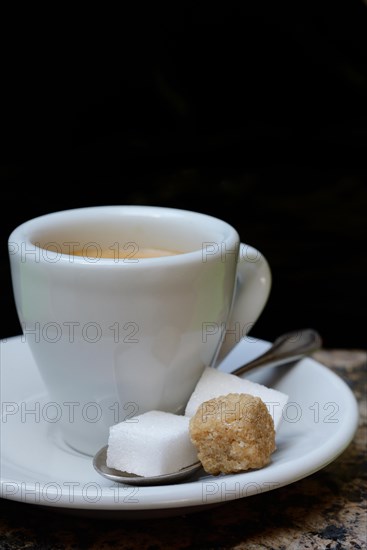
[{"left": 231, "top": 328, "right": 322, "bottom": 377}]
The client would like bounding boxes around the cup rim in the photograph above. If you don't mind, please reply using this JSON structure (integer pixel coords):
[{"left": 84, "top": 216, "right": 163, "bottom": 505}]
[{"left": 8, "top": 205, "right": 240, "bottom": 267}]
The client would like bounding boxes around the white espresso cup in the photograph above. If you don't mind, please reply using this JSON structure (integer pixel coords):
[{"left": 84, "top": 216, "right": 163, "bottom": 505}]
[{"left": 8, "top": 206, "right": 271, "bottom": 455}]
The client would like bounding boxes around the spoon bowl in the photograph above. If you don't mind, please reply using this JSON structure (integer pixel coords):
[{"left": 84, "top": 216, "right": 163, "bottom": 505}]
[
  {"left": 93, "top": 446, "right": 202, "bottom": 486},
  {"left": 93, "top": 328, "right": 322, "bottom": 486}
]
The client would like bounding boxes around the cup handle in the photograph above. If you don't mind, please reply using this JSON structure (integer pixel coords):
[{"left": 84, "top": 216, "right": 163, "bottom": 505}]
[{"left": 215, "top": 243, "right": 272, "bottom": 364}]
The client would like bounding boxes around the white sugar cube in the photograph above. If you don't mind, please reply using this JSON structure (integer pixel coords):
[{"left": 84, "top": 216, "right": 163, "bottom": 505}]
[
  {"left": 185, "top": 367, "right": 288, "bottom": 430},
  {"left": 106, "top": 410, "right": 198, "bottom": 477}
]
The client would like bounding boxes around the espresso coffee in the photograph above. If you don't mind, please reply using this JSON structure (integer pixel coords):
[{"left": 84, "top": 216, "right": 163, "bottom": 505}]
[{"left": 71, "top": 246, "right": 182, "bottom": 259}]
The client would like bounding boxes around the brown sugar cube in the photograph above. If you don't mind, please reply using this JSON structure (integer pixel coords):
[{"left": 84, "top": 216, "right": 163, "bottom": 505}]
[{"left": 189, "top": 393, "right": 276, "bottom": 475}]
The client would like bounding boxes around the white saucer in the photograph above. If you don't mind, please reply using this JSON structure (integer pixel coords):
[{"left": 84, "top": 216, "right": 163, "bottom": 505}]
[{"left": 0, "top": 336, "right": 359, "bottom": 518}]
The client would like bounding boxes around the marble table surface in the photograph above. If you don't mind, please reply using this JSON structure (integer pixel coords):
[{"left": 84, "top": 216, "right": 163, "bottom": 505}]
[{"left": 0, "top": 349, "right": 365, "bottom": 550}]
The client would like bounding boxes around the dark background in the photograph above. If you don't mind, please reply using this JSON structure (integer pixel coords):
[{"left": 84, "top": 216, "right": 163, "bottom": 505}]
[{"left": 1, "top": 5, "right": 366, "bottom": 349}]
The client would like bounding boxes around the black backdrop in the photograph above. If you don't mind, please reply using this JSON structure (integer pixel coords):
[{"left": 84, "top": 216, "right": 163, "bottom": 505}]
[{"left": 1, "top": 6, "right": 366, "bottom": 348}]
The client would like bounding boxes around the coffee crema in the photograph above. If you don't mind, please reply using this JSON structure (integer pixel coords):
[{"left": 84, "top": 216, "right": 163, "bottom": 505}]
[{"left": 71, "top": 247, "right": 182, "bottom": 259}]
